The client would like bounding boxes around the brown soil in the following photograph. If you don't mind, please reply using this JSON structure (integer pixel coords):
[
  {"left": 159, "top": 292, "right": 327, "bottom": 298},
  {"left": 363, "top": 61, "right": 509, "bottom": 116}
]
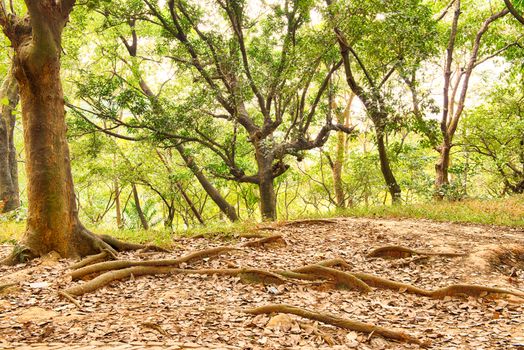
[{"left": 0, "top": 217, "right": 523, "bottom": 349}]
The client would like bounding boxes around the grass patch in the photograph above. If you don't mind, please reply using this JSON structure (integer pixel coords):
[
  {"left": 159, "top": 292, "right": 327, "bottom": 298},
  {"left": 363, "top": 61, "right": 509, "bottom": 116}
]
[
  {"left": 0, "top": 220, "right": 25, "bottom": 243},
  {"left": 335, "top": 195, "right": 524, "bottom": 227}
]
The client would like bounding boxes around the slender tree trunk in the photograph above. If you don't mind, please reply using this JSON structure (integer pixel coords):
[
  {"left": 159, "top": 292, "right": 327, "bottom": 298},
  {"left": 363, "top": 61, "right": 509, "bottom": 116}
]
[
  {"left": 176, "top": 144, "right": 238, "bottom": 222},
  {"left": 131, "top": 184, "right": 149, "bottom": 230},
  {"left": 375, "top": 123, "right": 401, "bottom": 203},
  {"left": 114, "top": 179, "right": 123, "bottom": 228},
  {"left": 332, "top": 94, "right": 354, "bottom": 208},
  {"left": 175, "top": 182, "right": 205, "bottom": 225},
  {"left": 0, "top": 67, "right": 20, "bottom": 213}
]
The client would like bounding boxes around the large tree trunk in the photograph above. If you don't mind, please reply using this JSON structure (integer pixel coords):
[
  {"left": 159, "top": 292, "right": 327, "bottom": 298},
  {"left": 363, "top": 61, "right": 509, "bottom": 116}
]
[
  {"left": 375, "top": 124, "right": 401, "bottom": 203},
  {"left": 255, "top": 143, "right": 277, "bottom": 221},
  {"left": 176, "top": 144, "right": 238, "bottom": 222},
  {"left": 0, "top": 67, "right": 20, "bottom": 213},
  {"left": 0, "top": 0, "right": 120, "bottom": 260},
  {"left": 14, "top": 45, "right": 104, "bottom": 258}
]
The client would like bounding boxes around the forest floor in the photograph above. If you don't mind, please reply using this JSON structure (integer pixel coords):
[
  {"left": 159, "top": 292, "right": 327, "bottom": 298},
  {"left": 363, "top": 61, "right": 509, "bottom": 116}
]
[{"left": 0, "top": 217, "right": 523, "bottom": 349}]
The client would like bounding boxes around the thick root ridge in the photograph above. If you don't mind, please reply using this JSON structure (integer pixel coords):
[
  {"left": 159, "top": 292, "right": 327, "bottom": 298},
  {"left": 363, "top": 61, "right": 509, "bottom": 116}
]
[
  {"left": 241, "top": 234, "right": 287, "bottom": 248},
  {"left": 99, "top": 234, "right": 170, "bottom": 253},
  {"left": 70, "top": 246, "right": 238, "bottom": 280},
  {"left": 69, "top": 251, "right": 111, "bottom": 270},
  {"left": 293, "top": 265, "right": 371, "bottom": 293},
  {"left": 367, "top": 245, "right": 466, "bottom": 259},
  {"left": 244, "top": 304, "right": 427, "bottom": 346},
  {"left": 352, "top": 272, "right": 524, "bottom": 300}
]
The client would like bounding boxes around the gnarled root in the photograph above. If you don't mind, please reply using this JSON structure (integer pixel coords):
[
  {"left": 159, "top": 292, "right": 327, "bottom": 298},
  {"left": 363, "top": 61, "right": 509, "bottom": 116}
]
[
  {"left": 352, "top": 272, "right": 524, "bottom": 300},
  {"left": 430, "top": 284, "right": 524, "bottom": 299},
  {"left": 241, "top": 234, "right": 286, "bottom": 248},
  {"left": 98, "top": 234, "right": 170, "bottom": 253},
  {"left": 69, "top": 251, "right": 113, "bottom": 270},
  {"left": 244, "top": 304, "right": 427, "bottom": 346},
  {"left": 70, "top": 246, "right": 239, "bottom": 280},
  {"left": 293, "top": 265, "right": 371, "bottom": 293},
  {"left": 367, "top": 245, "right": 466, "bottom": 259},
  {"left": 66, "top": 267, "right": 292, "bottom": 296}
]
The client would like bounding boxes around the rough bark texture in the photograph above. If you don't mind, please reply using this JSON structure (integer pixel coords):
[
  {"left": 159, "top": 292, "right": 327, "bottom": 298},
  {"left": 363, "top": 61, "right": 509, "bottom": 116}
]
[
  {"left": 0, "top": 0, "right": 116, "bottom": 260},
  {"left": 255, "top": 144, "right": 277, "bottom": 221},
  {"left": 0, "top": 66, "right": 20, "bottom": 213},
  {"left": 176, "top": 144, "right": 238, "bottom": 222},
  {"left": 332, "top": 94, "right": 353, "bottom": 208},
  {"left": 375, "top": 124, "right": 401, "bottom": 202}
]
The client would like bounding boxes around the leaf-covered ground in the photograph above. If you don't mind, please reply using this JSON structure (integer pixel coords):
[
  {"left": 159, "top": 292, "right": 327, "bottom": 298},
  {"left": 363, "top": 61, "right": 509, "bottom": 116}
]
[{"left": 1, "top": 218, "right": 523, "bottom": 349}]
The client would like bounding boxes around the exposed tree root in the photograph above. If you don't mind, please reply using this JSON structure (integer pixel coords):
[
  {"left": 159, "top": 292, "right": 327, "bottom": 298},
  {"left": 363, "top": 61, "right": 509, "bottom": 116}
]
[
  {"left": 351, "top": 272, "right": 524, "bottom": 299},
  {"left": 241, "top": 234, "right": 286, "bottom": 248},
  {"left": 367, "top": 245, "right": 466, "bottom": 259},
  {"left": 66, "top": 266, "right": 176, "bottom": 296},
  {"left": 66, "top": 267, "right": 295, "bottom": 296},
  {"left": 70, "top": 246, "right": 238, "bottom": 280},
  {"left": 244, "top": 304, "right": 427, "bottom": 346},
  {"left": 292, "top": 265, "right": 371, "bottom": 293},
  {"left": 0, "top": 282, "right": 17, "bottom": 292},
  {"left": 430, "top": 284, "right": 524, "bottom": 299},
  {"left": 280, "top": 219, "right": 337, "bottom": 227},
  {"left": 99, "top": 234, "right": 170, "bottom": 253},
  {"left": 69, "top": 251, "right": 111, "bottom": 270},
  {"left": 293, "top": 258, "right": 353, "bottom": 272},
  {"left": 351, "top": 272, "right": 432, "bottom": 296}
]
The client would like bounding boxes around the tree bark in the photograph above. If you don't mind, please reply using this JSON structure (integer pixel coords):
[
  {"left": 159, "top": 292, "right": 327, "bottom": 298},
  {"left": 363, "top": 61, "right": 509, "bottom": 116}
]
[
  {"left": 0, "top": 66, "right": 20, "bottom": 213},
  {"left": 14, "top": 34, "right": 104, "bottom": 257},
  {"left": 255, "top": 141, "right": 277, "bottom": 221},
  {"left": 375, "top": 124, "right": 401, "bottom": 203},
  {"left": 175, "top": 182, "right": 205, "bottom": 225},
  {"left": 132, "top": 184, "right": 149, "bottom": 230},
  {"left": 176, "top": 144, "right": 238, "bottom": 222},
  {"left": 332, "top": 94, "right": 354, "bottom": 208},
  {"left": 114, "top": 179, "right": 123, "bottom": 228}
]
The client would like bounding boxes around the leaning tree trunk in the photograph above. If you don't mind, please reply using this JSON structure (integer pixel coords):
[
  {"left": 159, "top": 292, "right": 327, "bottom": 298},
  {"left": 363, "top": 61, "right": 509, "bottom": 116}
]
[
  {"left": 374, "top": 123, "right": 401, "bottom": 203},
  {"left": 132, "top": 184, "right": 149, "bottom": 230},
  {"left": 0, "top": 67, "right": 20, "bottom": 213},
  {"left": 177, "top": 144, "right": 238, "bottom": 222},
  {"left": 255, "top": 142, "right": 277, "bottom": 221}
]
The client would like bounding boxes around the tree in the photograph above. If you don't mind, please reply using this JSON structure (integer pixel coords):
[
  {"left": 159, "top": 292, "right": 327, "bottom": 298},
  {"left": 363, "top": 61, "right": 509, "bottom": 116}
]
[
  {"left": 140, "top": 0, "right": 354, "bottom": 220},
  {"left": 0, "top": 62, "right": 20, "bottom": 213},
  {"left": 325, "top": 0, "right": 437, "bottom": 203},
  {"left": 462, "top": 77, "right": 524, "bottom": 194},
  {"left": 69, "top": 15, "right": 239, "bottom": 223},
  {"left": 434, "top": 0, "right": 509, "bottom": 198},
  {"left": 0, "top": 0, "right": 127, "bottom": 262}
]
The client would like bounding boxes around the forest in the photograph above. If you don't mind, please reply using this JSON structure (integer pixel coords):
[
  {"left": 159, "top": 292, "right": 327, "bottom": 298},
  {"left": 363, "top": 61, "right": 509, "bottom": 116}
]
[{"left": 0, "top": 0, "right": 524, "bottom": 349}]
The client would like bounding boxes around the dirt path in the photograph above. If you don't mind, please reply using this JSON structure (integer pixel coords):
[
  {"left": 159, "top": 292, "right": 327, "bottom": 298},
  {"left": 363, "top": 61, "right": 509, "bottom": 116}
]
[{"left": 1, "top": 217, "right": 523, "bottom": 349}]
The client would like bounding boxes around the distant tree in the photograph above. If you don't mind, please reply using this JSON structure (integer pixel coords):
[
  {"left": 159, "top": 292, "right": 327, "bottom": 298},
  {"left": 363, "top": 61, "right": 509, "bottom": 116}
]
[{"left": 0, "top": 61, "right": 20, "bottom": 213}]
